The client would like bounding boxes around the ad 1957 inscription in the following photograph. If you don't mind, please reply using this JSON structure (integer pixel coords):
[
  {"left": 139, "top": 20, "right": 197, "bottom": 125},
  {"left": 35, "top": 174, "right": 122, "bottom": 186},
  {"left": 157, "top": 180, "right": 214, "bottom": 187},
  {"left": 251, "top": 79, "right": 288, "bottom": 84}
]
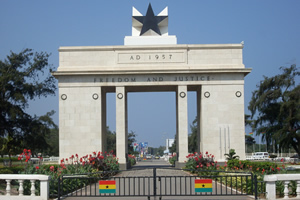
[{"left": 118, "top": 52, "right": 186, "bottom": 64}]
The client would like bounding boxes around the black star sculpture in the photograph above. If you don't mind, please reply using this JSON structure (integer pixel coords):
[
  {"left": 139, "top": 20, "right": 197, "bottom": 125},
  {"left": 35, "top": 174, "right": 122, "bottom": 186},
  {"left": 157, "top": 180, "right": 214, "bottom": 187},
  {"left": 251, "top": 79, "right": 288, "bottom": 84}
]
[{"left": 133, "top": 3, "right": 167, "bottom": 36}]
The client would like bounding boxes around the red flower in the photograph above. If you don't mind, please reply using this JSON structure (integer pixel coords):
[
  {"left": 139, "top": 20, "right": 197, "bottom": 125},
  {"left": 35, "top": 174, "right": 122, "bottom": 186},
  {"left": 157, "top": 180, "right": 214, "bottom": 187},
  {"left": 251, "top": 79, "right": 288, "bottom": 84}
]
[
  {"left": 76, "top": 154, "right": 78, "bottom": 157},
  {"left": 276, "top": 167, "right": 280, "bottom": 171},
  {"left": 196, "top": 165, "right": 199, "bottom": 168},
  {"left": 36, "top": 166, "right": 39, "bottom": 170},
  {"left": 50, "top": 166, "right": 55, "bottom": 172},
  {"left": 206, "top": 151, "right": 208, "bottom": 154},
  {"left": 280, "top": 158, "right": 284, "bottom": 162}
]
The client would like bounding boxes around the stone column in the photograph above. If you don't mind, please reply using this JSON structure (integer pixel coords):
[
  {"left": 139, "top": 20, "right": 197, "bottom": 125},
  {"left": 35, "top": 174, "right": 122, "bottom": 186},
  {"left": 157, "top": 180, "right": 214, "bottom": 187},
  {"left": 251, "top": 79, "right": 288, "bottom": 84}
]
[
  {"left": 101, "top": 89, "right": 107, "bottom": 153},
  {"left": 176, "top": 85, "right": 188, "bottom": 166},
  {"left": 116, "top": 86, "right": 128, "bottom": 170},
  {"left": 196, "top": 86, "right": 201, "bottom": 153}
]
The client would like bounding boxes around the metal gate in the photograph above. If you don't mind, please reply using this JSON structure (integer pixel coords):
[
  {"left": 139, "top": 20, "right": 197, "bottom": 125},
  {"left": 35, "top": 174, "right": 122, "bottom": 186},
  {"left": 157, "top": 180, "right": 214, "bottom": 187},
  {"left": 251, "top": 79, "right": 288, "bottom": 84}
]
[{"left": 55, "top": 168, "right": 258, "bottom": 199}]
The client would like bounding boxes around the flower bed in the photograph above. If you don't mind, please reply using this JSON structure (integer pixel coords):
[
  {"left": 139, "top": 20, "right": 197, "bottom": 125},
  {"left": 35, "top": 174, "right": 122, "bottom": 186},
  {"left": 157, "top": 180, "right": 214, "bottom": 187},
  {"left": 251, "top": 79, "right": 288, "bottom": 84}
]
[
  {"left": 16, "top": 149, "right": 119, "bottom": 197},
  {"left": 184, "top": 151, "right": 292, "bottom": 197}
]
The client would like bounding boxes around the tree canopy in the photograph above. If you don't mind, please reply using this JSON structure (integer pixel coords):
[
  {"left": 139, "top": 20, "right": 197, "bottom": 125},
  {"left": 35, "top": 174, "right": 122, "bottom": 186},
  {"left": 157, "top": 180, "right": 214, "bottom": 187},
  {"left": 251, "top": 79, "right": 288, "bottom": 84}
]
[
  {"left": 0, "top": 49, "right": 57, "bottom": 156},
  {"left": 248, "top": 64, "right": 299, "bottom": 155},
  {"left": 106, "top": 126, "right": 137, "bottom": 155}
]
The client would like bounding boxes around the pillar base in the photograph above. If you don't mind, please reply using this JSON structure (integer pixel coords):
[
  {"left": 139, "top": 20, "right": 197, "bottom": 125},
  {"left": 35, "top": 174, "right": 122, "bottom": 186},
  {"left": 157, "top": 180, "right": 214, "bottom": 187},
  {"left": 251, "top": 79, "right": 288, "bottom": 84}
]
[
  {"left": 175, "top": 161, "right": 186, "bottom": 169},
  {"left": 119, "top": 162, "right": 131, "bottom": 170}
]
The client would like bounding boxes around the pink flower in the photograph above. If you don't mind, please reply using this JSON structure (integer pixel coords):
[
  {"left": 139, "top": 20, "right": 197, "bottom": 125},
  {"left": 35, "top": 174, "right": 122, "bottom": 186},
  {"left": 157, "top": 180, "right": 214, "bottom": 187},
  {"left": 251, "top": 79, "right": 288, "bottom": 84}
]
[{"left": 50, "top": 166, "right": 55, "bottom": 172}]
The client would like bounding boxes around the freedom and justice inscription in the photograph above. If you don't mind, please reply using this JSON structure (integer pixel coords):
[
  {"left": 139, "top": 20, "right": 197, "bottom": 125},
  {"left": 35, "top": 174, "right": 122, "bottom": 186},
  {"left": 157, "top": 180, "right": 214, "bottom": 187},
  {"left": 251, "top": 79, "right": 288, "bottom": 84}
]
[{"left": 94, "top": 75, "right": 212, "bottom": 83}]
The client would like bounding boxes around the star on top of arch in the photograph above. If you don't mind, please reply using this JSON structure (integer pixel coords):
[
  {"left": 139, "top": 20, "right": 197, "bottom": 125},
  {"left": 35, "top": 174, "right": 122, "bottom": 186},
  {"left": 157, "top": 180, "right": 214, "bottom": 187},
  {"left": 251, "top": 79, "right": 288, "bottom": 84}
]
[{"left": 132, "top": 4, "right": 168, "bottom": 36}]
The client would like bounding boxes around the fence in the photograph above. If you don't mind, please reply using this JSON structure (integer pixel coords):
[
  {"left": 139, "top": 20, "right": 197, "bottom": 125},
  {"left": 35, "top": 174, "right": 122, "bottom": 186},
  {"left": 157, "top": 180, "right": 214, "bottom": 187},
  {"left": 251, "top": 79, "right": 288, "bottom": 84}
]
[
  {"left": 0, "top": 174, "right": 51, "bottom": 200},
  {"left": 264, "top": 174, "right": 300, "bottom": 199},
  {"left": 56, "top": 168, "right": 258, "bottom": 199}
]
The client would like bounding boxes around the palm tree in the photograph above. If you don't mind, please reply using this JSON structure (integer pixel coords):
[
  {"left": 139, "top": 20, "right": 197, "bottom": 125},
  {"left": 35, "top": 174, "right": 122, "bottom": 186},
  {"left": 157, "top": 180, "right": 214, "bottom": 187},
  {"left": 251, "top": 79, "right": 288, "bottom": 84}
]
[{"left": 224, "top": 149, "right": 240, "bottom": 161}]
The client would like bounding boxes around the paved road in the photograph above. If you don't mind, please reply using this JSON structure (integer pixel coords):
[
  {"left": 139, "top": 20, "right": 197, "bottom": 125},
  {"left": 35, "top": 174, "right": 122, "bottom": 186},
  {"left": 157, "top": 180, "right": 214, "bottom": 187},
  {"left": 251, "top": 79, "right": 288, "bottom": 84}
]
[{"left": 63, "top": 159, "right": 255, "bottom": 200}]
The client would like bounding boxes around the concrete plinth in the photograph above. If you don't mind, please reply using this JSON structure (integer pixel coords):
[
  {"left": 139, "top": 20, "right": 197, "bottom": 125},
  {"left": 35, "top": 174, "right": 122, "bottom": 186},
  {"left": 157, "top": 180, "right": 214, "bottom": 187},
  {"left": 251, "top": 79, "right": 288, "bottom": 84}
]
[{"left": 175, "top": 161, "right": 186, "bottom": 169}]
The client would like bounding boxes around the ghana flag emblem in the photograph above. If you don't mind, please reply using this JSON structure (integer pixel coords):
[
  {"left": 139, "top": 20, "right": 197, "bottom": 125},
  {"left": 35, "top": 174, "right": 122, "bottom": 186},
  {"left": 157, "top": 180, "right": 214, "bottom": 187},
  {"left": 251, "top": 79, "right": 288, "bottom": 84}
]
[
  {"left": 99, "top": 180, "right": 116, "bottom": 194},
  {"left": 195, "top": 179, "right": 213, "bottom": 193}
]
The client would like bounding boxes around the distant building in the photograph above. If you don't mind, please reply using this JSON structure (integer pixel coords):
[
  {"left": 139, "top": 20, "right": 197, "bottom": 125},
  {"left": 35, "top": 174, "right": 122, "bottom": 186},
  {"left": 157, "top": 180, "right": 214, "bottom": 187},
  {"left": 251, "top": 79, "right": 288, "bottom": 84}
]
[{"left": 164, "top": 139, "right": 175, "bottom": 154}]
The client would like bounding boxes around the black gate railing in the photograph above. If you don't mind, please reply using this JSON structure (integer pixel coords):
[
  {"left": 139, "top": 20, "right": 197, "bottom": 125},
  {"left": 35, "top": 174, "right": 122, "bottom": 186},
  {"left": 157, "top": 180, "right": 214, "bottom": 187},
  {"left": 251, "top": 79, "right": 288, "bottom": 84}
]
[{"left": 54, "top": 168, "right": 258, "bottom": 199}]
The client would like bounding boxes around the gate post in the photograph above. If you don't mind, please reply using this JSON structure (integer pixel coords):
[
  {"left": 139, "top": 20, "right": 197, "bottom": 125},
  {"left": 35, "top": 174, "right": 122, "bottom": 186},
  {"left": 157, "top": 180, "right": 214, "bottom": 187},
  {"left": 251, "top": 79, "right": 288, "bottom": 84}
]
[
  {"left": 153, "top": 168, "right": 157, "bottom": 197},
  {"left": 57, "top": 178, "right": 60, "bottom": 200},
  {"left": 254, "top": 174, "right": 258, "bottom": 199}
]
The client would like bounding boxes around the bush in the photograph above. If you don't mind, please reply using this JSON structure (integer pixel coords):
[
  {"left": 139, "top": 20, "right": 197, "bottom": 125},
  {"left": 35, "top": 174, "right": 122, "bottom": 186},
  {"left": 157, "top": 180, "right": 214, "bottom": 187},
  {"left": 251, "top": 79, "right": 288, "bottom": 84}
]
[
  {"left": 0, "top": 157, "right": 19, "bottom": 162},
  {"left": 185, "top": 152, "right": 220, "bottom": 175},
  {"left": 17, "top": 149, "right": 120, "bottom": 197},
  {"left": 128, "top": 154, "right": 136, "bottom": 166},
  {"left": 227, "top": 159, "right": 285, "bottom": 174},
  {"left": 0, "top": 168, "right": 14, "bottom": 174},
  {"left": 169, "top": 155, "right": 177, "bottom": 166}
]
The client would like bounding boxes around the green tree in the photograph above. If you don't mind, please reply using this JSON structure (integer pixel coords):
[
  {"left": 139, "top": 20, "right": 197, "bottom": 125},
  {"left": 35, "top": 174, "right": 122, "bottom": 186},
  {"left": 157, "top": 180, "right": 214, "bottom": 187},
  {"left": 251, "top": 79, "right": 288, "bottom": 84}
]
[
  {"left": 248, "top": 64, "right": 299, "bottom": 155},
  {"left": 106, "top": 127, "right": 137, "bottom": 155},
  {"left": 0, "top": 49, "right": 57, "bottom": 156},
  {"left": 128, "top": 131, "right": 137, "bottom": 155},
  {"left": 45, "top": 128, "right": 59, "bottom": 156},
  {"left": 106, "top": 126, "right": 116, "bottom": 153},
  {"left": 245, "top": 135, "right": 256, "bottom": 145},
  {"left": 188, "top": 117, "right": 198, "bottom": 153}
]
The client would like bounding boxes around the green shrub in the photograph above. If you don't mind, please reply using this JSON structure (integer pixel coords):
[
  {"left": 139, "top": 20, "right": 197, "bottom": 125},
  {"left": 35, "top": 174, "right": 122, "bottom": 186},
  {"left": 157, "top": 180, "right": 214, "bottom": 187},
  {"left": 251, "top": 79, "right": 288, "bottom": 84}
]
[
  {"left": 0, "top": 168, "right": 14, "bottom": 174},
  {"left": 0, "top": 157, "right": 19, "bottom": 162},
  {"left": 128, "top": 155, "right": 136, "bottom": 166},
  {"left": 184, "top": 152, "right": 219, "bottom": 175},
  {"left": 227, "top": 159, "right": 284, "bottom": 174},
  {"left": 169, "top": 155, "right": 177, "bottom": 166}
]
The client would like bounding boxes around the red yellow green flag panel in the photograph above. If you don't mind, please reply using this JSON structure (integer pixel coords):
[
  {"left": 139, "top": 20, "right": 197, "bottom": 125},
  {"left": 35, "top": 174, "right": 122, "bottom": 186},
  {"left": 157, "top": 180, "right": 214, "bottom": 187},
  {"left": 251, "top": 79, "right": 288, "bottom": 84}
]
[
  {"left": 195, "top": 179, "right": 213, "bottom": 193},
  {"left": 99, "top": 180, "right": 116, "bottom": 194}
]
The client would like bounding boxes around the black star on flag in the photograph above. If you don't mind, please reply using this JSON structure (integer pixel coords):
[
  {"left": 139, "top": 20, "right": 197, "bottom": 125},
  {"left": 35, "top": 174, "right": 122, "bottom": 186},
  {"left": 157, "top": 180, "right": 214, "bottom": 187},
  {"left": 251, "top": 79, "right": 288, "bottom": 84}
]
[{"left": 133, "top": 3, "right": 167, "bottom": 36}]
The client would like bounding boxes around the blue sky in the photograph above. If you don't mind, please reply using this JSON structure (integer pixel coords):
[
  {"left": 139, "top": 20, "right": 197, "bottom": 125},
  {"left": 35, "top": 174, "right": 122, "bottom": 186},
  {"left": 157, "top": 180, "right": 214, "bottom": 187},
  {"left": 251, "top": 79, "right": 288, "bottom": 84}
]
[{"left": 1, "top": 0, "right": 299, "bottom": 148}]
